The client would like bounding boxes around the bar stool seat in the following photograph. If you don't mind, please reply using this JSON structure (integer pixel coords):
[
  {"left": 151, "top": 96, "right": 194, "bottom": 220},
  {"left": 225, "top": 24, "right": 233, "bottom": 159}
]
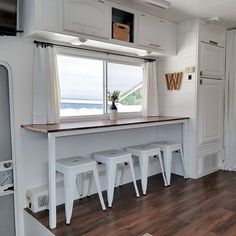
[
  {"left": 56, "top": 156, "right": 106, "bottom": 224},
  {"left": 150, "top": 141, "right": 187, "bottom": 185},
  {"left": 94, "top": 149, "right": 140, "bottom": 208},
  {"left": 126, "top": 144, "right": 167, "bottom": 195}
]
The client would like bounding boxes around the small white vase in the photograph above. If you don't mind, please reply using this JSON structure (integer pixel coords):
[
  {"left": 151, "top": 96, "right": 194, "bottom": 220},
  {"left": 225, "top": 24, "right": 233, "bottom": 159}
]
[{"left": 109, "top": 109, "right": 118, "bottom": 121}]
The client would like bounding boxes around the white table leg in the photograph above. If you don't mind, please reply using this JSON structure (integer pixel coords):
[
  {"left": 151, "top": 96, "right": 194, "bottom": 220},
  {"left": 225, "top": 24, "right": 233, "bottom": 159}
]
[{"left": 48, "top": 134, "right": 57, "bottom": 229}]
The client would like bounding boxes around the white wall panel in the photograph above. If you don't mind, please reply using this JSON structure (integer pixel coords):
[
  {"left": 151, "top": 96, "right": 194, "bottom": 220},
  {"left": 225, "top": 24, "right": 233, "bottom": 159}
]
[{"left": 157, "top": 19, "right": 198, "bottom": 178}]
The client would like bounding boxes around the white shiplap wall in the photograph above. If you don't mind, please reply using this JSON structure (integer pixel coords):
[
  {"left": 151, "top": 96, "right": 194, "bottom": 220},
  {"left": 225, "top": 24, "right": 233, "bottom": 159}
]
[{"left": 157, "top": 19, "right": 199, "bottom": 178}]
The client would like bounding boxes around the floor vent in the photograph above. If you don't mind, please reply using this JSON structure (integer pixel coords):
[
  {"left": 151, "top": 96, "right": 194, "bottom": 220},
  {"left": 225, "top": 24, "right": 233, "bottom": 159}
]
[{"left": 202, "top": 153, "right": 219, "bottom": 173}]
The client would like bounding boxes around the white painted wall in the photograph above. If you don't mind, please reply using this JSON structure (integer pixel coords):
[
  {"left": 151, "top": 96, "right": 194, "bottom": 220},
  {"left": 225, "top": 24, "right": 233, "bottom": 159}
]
[
  {"left": 0, "top": 36, "right": 184, "bottom": 236},
  {"left": 157, "top": 19, "right": 199, "bottom": 178}
]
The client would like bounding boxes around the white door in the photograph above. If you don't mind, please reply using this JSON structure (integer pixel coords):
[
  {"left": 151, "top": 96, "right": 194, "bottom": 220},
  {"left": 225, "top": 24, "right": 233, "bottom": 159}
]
[
  {"left": 137, "top": 14, "right": 165, "bottom": 51},
  {"left": 0, "top": 66, "right": 15, "bottom": 236},
  {"left": 200, "top": 43, "right": 224, "bottom": 79},
  {"left": 63, "top": 0, "right": 110, "bottom": 39},
  {"left": 198, "top": 79, "right": 224, "bottom": 145}
]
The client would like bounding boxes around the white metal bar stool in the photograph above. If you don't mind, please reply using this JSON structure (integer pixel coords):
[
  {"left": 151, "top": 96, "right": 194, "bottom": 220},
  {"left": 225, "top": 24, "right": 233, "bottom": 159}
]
[
  {"left": 126, "top": 144, "right": 167, "bottom": 195},
  {"left": 150, "top": 141, "right": 187, "bottom": 186},
  {"left": 56, "top": 156, "right": 106, "bottom": 224},
  {"left": 94, "top": 150, "right": 140, "bottom": 208}
]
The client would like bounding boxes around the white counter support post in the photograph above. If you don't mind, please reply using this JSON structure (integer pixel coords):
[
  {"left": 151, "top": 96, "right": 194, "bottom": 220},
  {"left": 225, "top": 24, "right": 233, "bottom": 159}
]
[
  {"left": 182, "top": 120, "right": 189, "bottom": 178},
  {"left": 48, "top": 133, "right": 57, "bottom": 229}
]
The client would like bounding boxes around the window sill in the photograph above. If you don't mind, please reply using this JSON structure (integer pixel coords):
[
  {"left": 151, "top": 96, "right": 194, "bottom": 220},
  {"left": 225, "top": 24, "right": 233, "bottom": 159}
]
[{"left": 60, "top": 112, "right": 143, "bottom": 123}]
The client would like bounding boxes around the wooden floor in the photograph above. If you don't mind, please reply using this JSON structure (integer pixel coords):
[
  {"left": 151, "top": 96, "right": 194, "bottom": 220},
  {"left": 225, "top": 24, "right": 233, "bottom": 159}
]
[{"left": 26, "top": 171, "right": 236, "bottom": 236}]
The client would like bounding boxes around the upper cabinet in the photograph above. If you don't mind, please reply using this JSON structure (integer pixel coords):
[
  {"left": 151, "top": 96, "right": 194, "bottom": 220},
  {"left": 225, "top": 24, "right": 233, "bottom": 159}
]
[
  {"left": 24, "top": 0, "right": 61, "bottom": 34},
  {"left": 200, "top": 43, "right": 224, "bottom": 79},
  {"left": 37, "top": 0, "right": 60, "bottom": 32},
  {"left": 200, "top": 23, "right": 226, "bottom": 48},
  {"left": 137, "top": 14, "right": 176, "bottom": 55},
  {"left": 63, "top": 0, "right": 111, "bottom": 39},
  {"left": 138, "top": 14, "right": 165, "bottom": 50},
  {"left": 23, "top": 0, "right": 177, "bottom": 56}
]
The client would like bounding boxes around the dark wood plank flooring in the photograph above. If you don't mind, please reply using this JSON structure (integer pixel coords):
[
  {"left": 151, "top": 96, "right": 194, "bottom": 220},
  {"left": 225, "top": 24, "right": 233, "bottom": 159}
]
[{"left": 26, "top": 171, "right": 236, "bottom": 236}]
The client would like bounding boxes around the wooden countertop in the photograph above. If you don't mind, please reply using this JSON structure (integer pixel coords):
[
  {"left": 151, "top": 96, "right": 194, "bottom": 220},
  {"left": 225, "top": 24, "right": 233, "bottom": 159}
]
[{"left": 21, "top": 116, "right": 189, "bottom": 134}]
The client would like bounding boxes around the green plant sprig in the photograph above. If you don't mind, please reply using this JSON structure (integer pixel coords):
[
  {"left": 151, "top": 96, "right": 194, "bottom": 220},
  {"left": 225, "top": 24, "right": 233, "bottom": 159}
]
[{"left": 107, "top": 90, "right": 121, "bottom": 102}]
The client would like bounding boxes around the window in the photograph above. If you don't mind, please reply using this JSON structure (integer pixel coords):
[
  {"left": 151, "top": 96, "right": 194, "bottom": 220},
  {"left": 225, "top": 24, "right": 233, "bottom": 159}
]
[
  {"left": 107, "top": 63, "right": 143, "bottom": 113},
  {"left": 57, "top": 54, "right": 143, "bottom": 117}
]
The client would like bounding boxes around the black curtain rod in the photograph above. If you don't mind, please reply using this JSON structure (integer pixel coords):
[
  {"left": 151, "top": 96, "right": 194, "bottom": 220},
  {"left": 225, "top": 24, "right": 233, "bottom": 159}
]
[{"left": 33, "top": 40, "right": 156, "bottom": 62}]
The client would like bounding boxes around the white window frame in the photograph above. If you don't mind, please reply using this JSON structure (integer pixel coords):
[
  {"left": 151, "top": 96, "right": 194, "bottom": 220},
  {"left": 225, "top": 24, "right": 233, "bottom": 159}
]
[{"left": 57, "top": 47, "right": 144, "bottom": 122}]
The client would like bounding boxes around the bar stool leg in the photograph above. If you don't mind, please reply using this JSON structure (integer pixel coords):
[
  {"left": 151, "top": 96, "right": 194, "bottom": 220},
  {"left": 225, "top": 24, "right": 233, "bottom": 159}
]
[
  {"left": 64, "top": 173, "right": 77, "bottom": 224},
  {"left": 84, "top": 172, "right": 92, "bottom": 197},
  {"left": 116, "top": 164, "right": 124, "bottom": 187},
  {"left": 180, "top": 147, "right": 187, "bottom": 178},
  {"left": 128, "top": 157, "right": 140, "bottom": 198},
  {"left": 106, "top": 162, "right": 117, "bottom": 208},
  {"left": 76, "top": 173, "right": 84, "bottom": 198},
  {"left": 139, "top": 155, "right": 149, "bottom": 195},
  {"left": 157, "top": 150, "right": 168, "bottom": 186},
  {"left": 163, "top": 149, "right": 172, "bottom": 186},
  {"left": 92, "top": 167, "right": 106, "bottom": 211}
]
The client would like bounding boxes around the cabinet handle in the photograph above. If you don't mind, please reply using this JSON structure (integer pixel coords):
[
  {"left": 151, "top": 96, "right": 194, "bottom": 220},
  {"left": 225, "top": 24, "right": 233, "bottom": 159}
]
[
  {"left": 98, "top": 0, "right": 104, "bottom": 3},
  {"left": 209, "top": 40, "right": 218, "bottom": 46},
  {"left": 149, "top": 43, "right": 161, "bottom": 48},
  {"left": 200, "top": 70, "right": 203, "bottom": 77},
  {"left": 200, "top": 79, "right": 203, "bottom": 85}
]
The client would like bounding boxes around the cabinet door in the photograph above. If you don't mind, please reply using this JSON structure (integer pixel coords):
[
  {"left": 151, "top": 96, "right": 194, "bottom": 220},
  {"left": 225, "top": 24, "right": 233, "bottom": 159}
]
[
  {"left": 198, "top": 79, "right": 224, "bottom": 145},
  {"left": 37, "top": 0, "right": 60, "bottom": 32},
  {"left": 200, "top": 23, "right": 226, "bottom": 48},
  {"left": 138, "top": 14, "right": 165, "bottom": 51},
  {"left": 164, "top": 22, "right": 176, "bottom": 55},
  {"left": 63, "top": 0, "right": 110, "bottom": 39},
  {"left": 200, "top": 43, "right": 224, "bottom": 79}
]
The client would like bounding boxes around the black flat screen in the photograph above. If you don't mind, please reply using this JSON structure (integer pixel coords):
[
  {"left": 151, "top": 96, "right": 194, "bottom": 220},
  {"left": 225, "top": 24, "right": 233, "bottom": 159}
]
[{"left": 0, "top": 0, "right": 17, "bottom": 36}]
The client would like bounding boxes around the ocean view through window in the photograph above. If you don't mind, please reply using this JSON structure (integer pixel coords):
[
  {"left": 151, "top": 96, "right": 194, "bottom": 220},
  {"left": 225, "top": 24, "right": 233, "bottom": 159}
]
[{"left": 57, "top": 54, "right": 143, "bottom": 117}]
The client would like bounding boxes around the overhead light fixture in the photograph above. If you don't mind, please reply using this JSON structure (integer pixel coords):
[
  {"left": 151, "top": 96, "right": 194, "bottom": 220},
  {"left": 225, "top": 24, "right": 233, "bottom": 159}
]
[
  {"left": 137, "top": 50, "right": 152, "bottom": 57},
  {"left": 205, "top": 17, "right": 223, "bottom": 24},
  {"left": 140, "top": 0, "right": 171, "bottom": 9},
  {"left": 70, "top": 37, "right": 87, "bottom": 46}
]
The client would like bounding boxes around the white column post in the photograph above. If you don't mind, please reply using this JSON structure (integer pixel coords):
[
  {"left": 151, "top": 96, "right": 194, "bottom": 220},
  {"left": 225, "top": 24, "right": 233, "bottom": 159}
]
[
  {"left": 182, "top": 120, "right": 189, "bottom": 178},
  {"left": 48, "top": 133, "right": 57, "bottom": 229}
]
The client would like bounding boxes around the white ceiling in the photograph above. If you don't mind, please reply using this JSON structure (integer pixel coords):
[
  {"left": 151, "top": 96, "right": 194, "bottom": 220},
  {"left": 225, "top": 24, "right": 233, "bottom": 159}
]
[{"left": 110, "top": 0, "right": 236, "bottom": 29}]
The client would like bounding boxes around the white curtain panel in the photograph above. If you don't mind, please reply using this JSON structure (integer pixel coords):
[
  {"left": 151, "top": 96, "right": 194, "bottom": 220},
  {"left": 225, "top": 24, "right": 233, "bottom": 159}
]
[
  {"left": 142, "top": 61, "right": 159, "bottom": 117},
  {"left": 33, "top": 45, "right": 61, "bottom": 124},
  {"left": 224, "top": 30, "right": 236, "bottom": 170}
]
